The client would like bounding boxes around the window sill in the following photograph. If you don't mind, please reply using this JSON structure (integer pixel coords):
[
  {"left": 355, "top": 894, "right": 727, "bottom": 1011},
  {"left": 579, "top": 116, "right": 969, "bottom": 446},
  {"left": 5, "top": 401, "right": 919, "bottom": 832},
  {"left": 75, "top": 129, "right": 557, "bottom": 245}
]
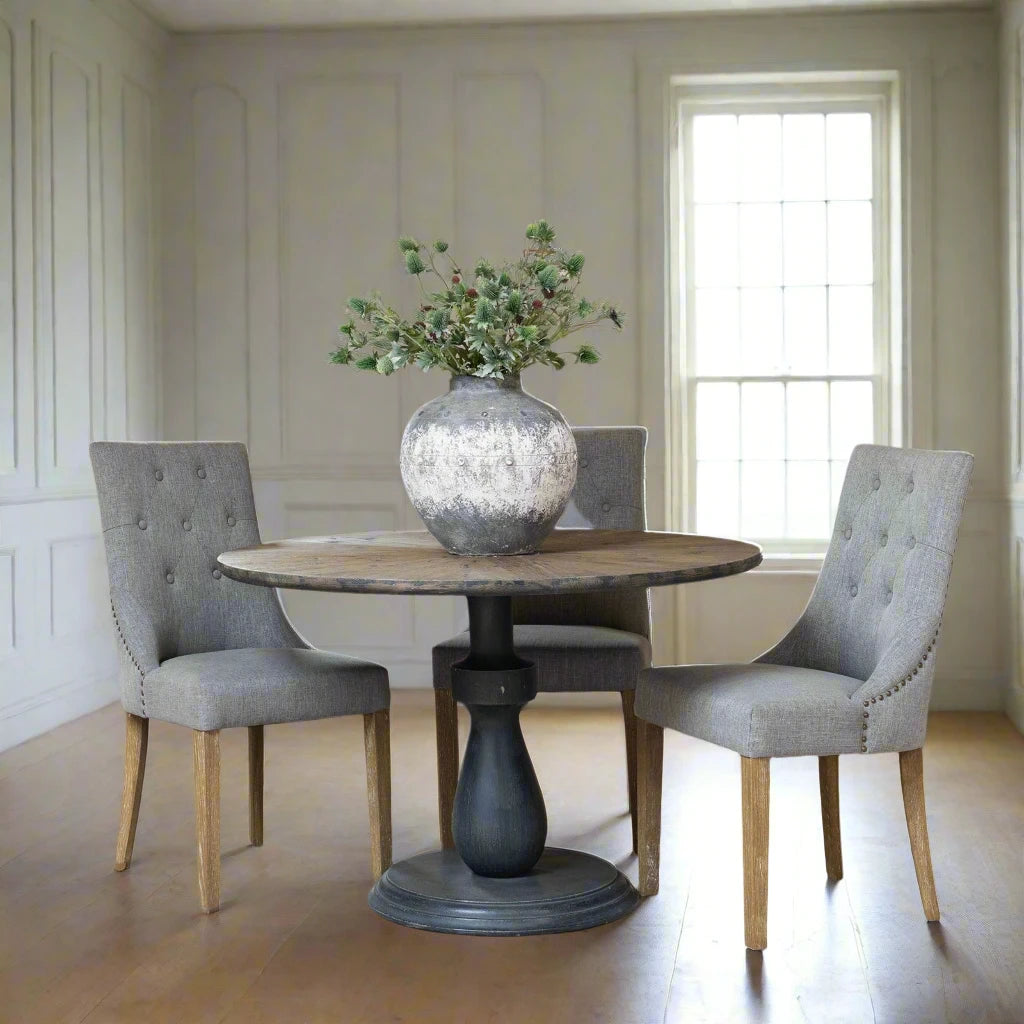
[{"left": 750, "top": 552, "right": 825, "bottom": 573}]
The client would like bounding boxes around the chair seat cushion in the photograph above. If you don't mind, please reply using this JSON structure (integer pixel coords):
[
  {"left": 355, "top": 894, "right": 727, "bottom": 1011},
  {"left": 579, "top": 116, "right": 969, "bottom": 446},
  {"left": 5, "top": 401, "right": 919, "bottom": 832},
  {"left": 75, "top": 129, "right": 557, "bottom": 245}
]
[
  {"left": 433, "top": 625, "right": 651, "bottom": 693},
  {"left": 143, "top": 647, "right": 389, "bottom": 731},
  {"left": 635, "top": 663, "right": 865, "bottom": 758}
]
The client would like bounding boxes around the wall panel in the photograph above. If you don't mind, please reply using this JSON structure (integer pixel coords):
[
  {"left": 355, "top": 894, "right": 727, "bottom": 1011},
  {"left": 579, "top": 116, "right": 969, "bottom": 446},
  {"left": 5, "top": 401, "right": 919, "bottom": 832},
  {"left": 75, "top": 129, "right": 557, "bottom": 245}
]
[
  {"left": 279, "top": 76, "right": 402, "bottom": 464},
  {"left": 0, "top": 20, "right": 13, "bottom": 476}
]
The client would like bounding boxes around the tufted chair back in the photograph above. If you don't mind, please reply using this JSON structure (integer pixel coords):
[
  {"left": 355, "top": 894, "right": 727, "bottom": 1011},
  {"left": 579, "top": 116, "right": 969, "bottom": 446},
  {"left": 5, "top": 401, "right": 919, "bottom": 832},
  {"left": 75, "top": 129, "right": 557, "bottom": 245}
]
[
  {"left": 758, "top": 445, "right": 972, "bottom": 729},
  {"left": 512, "top": 426, "right": 650, "bottom": 638},
  {"left": 91, "top": 442, "right": 302, "bottom": 717}
]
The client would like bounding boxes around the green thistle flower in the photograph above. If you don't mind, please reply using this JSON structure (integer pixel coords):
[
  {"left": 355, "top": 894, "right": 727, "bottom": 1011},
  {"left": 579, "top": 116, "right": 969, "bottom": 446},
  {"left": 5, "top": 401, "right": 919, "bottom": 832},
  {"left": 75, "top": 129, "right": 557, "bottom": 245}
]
[{"left": 404, "top": 251, "right": 426, "bottom": 275}]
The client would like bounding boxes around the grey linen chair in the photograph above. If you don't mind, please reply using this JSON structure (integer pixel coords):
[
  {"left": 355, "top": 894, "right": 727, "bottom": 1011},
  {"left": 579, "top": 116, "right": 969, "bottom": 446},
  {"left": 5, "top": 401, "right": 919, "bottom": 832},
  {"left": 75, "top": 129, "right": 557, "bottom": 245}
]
[
  {"left": 432, "top": 426, "right": 650, "bottom": 851},
  {"left": 634, "top": 444, "right": 973, "bottom": 950},
  {"left": 90, "top": 441, "right": 392, "bottom": 913}
]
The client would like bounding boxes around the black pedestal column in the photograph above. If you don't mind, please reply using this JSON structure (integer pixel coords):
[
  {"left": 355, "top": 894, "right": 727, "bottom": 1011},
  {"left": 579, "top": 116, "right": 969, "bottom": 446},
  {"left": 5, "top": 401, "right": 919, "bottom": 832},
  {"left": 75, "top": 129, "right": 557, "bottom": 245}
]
[{"left": 369, "top": 596, "right": 640, "bottom": 935}]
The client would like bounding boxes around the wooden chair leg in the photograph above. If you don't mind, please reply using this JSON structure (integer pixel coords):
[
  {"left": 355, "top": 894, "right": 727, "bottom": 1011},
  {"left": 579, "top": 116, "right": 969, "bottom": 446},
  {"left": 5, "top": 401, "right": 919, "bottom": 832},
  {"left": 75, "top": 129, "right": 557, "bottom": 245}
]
[
  {"left": 818, "top": 754, "right": 843, "bottom": 881},
  {"left": 741, "top": 756, "right": 770, "bottom": 950},
  {"left": 899, "top": 747, "right": 940, "bottom": 921},
  {"left": 434, "top": 687, "right": 459, "bottom": 850},
  {"left": 114, "top": 713, "right": 148, "bottom": 871},
  {"left": 248, "top": 725, "right": 264, "bottom": 847},
  {"left": 636, "top": 719, "right": 663, "bottom": 896},
  {"left": 621, "top": 690, "right": 639, "bottom": 854},
  {"left": 192, "top": 729, "right": 221, "bottom": 914},
  {"left": 364, "top": 709, "right": 392, "bottom": 881}
]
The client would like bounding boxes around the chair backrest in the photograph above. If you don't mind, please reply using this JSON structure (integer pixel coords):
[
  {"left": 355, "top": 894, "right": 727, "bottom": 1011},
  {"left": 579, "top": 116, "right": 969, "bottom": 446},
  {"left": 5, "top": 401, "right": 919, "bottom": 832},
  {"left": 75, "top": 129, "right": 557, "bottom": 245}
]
[
  {"left": 91, "top": 442, "right": 301, "bottom": 716},
  {"left": 759, "top": 444, "right": 973, "bottom": 685},
  {"left": 512, "top": 426, "right": 651, "bottom": 638}
]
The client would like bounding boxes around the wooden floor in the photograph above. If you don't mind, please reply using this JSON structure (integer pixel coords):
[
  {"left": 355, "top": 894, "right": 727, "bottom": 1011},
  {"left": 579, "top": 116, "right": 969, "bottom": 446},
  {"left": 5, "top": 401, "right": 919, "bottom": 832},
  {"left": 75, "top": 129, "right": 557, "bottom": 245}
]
[{"left": 1, "top": 694, "right": 1022, "bottom": 1024}]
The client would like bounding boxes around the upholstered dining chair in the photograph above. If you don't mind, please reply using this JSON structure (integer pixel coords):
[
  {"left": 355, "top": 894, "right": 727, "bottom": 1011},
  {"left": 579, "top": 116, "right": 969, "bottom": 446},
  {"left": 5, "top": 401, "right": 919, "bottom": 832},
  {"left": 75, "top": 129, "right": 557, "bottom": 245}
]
[
  {"left": 633, "top": 445, "right": 973, "bottom": 950},
  {"left": 432, "top": 426, "right": 650, "bottom": 851},
  {"left": 90, "top": 441, "right": 392, "bottom": 914}
]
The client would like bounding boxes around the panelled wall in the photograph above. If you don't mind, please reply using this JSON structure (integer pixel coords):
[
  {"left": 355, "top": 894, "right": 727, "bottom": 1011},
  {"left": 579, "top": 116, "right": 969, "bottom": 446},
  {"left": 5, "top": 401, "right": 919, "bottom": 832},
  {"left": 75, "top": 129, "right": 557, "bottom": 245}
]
[
  {"left": 0, "top": 0, "right": 164, "bottom": 750},
  {"left": 162, "top": 11, "right": 1005, "bottom": 706},
  {"left": 1001, "top": 0, "right": 1024, "bottom": 733}
]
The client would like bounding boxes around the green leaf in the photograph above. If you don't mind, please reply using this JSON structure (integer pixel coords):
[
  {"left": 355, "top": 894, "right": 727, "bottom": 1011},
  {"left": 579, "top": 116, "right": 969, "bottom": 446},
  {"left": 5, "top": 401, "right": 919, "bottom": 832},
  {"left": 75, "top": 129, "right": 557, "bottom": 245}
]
[
  {"left": 354, "top": 355, "right": 377, "bottom": 370},
  {"left": 575, "top": 344, "right": 600, "bottom": 364},
  {"left": 347, "top": 297, "right": 368, "bottom": 316},
  {"left": 330, "top": 346, "right": 352, "bottom": 364},
  {"left": 376, "top": 355, "right": 395, "bottom": 375}
]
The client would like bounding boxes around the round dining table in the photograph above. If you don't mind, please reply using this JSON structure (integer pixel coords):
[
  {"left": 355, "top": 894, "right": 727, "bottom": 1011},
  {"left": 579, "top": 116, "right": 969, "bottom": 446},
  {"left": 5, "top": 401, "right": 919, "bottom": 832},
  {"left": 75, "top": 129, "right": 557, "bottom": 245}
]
[{"left": 218, "top": 528, "right": 762, "bottom": 936}]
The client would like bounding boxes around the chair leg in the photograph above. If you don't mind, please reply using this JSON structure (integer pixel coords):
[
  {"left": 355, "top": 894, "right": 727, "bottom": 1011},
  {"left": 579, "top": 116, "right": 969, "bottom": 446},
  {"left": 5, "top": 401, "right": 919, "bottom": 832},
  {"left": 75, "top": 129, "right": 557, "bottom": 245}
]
[
  {"left": 636, "top": 719, "right": 663, "bottom": 896},
  {"left": 364, "top": 709, "right": 392, "bottom": 881},
  {"left": 818, "top": 754, "right": 843, "bottom": 881},
  {"left": 114, "top": 713, "right": 148, "bottom": 871},
  {"left": 192, "top": 729, "right": 221, "bottom": 914},
  {"left": 620, "top": 690, "right": 639, "bottom": 854},
  {"left": 434, "top": 687, "right": 459, "bottom": 850},
  {"left": 899, "top": 747, "right": 940, "bottom": 922},
  {"left": 248, "top": 725, "right": 264, "bottom": 847},
  {"left": 741, "top": 756, "right": 770, "bottom": 951}
]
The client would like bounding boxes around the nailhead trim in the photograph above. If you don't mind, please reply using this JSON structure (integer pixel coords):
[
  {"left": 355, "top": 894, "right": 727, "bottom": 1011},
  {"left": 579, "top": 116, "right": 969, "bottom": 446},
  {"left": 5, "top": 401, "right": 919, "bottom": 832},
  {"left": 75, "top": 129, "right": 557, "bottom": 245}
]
[{"left": 110, "top": 601, "right": 146, "bottom": 711}]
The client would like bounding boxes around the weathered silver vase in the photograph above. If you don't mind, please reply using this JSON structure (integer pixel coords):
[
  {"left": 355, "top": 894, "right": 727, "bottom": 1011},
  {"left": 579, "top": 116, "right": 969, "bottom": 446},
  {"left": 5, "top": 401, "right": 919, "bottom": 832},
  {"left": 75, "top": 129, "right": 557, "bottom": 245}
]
[{"left": 400, "top": 375, "right": 577, "bottom": 555}]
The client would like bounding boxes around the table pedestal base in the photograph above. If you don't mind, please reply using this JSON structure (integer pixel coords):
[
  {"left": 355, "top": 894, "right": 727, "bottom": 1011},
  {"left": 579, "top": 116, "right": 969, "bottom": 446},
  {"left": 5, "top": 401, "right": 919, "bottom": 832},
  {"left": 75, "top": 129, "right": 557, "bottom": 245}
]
[{"left": 369, "top": 847, "right": 639, "bottom": 936}]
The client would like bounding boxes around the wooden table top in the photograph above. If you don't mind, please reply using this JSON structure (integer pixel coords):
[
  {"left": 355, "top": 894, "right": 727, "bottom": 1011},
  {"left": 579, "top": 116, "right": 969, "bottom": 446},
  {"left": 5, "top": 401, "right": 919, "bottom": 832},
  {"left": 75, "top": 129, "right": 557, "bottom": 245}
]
[{"left": 217, "top": 529, "right": 762, "bottom": 596}]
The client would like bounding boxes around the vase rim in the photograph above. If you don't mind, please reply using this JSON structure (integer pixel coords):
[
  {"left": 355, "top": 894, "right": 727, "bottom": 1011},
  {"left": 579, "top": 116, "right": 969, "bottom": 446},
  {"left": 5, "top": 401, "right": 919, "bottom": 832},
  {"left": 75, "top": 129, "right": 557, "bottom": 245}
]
[{"left": 449, "top": 373, "right": 522, "bottom": 391}]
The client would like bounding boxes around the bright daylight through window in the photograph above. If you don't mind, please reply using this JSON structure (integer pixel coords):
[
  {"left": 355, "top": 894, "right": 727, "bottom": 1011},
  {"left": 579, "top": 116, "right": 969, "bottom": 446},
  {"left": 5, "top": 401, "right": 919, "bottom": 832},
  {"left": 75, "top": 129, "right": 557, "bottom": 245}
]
[{"left": 679, "top": 85, "right": 895, "bottom": 551}]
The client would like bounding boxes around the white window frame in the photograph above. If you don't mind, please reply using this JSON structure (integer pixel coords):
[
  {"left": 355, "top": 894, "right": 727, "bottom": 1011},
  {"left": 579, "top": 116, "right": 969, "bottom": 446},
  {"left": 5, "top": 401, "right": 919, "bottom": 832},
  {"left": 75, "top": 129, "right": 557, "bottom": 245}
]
[{"left": 670, "top": 74, "right": 902, "bottom": 558}]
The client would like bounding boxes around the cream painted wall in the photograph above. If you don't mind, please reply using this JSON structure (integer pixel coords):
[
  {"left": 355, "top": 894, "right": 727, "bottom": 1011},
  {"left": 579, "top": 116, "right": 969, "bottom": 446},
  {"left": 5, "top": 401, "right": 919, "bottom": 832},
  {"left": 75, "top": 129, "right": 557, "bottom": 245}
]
[
  {"left": 999, "top": 0, "right": 1024, "bottom": 733},
  {"left": 161, "top": 10, "right": 1004, "bottom": 706},
  {"left": 0, "top": 0, "right": 164, "bottom": 751}
]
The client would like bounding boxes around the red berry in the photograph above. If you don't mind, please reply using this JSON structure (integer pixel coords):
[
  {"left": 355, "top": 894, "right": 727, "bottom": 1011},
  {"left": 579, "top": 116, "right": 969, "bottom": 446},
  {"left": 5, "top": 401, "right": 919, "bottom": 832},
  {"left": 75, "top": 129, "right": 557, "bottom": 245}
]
[
  {"left": 532, "top": 299, "right": 544, "bottom": 309},
  {"left": 452, "top": 275, "right": 461, "bottom": 284},
  {"left": 466, "top": 288, "right": 478, "bottom": 298}
]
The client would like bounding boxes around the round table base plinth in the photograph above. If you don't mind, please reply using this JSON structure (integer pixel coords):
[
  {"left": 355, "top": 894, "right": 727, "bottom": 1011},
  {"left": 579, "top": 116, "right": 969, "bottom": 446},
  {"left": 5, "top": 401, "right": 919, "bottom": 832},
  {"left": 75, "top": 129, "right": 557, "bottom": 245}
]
[{"left": 369, "top": 848, "right": 640, "bottom": 936}]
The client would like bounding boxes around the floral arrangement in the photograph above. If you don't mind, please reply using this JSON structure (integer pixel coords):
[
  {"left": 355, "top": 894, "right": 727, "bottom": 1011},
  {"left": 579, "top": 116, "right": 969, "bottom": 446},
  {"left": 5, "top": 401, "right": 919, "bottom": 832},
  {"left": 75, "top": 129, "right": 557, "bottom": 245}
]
[{"left": 330, "top": 220, "right": 623, "bottom": 379}]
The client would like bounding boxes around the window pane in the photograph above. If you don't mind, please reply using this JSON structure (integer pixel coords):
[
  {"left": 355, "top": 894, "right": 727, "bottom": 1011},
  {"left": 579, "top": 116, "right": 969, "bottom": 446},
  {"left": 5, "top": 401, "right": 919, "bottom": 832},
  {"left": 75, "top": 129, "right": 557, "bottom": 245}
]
[
  {"left": 696, "top": 382, "right": 740, "bottom": 460},
  {"left": 787, "top": 382, "right": 829, "bottom": 459},
  {"left": 741, "top": 462, "right": 785, "bottom": 538},
  {"left": 695, "top": 204, "right": 738, "bottom": 286},
  {"left": 784, "top": 286, "right": 827, "bottom": 375},
  {"left": 783, "top": 114, "right": 825, "bottom": 200},
  {"left": 693, "top": 115, "right": 738, "bottom": 202},
  {"left": 697, "top": 461, "right": 739, "bottom": 536},
  {"left": 826, "top": 112, "right": 872, "bottom": 201},
  {"left": 783, "top": 202, "right": 826, "bottom": 286},
  {"left": 828, "top": 285, "right": 874, "bottom": 374},
  {"left": 739, "top": 115, "right": 782, "bottom": 201},
  {"left": 742, "top": 381, "right": 785, "bottom": 459},
  {"left": 740, "top": 288, "right": 783, "bottom": 374},
  {"left": 786, "top": 461, "right": 830, "bottom": 538},
  {"left": 739, "top": 204, "right": 782, "bottom": 286},
  {"left": 830, "top": 381, "right": 873, "bottom": 462},
  {"left": 695, "top": 288, "right": 740, "bottom": 375},
  {"left": 827, "top": 201, "right": 873, "bottom": 284}
]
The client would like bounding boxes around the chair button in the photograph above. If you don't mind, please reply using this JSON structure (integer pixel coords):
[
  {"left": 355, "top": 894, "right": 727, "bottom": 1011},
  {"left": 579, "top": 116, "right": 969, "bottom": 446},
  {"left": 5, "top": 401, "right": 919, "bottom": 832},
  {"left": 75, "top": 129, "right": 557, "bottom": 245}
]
[
  {"left": 227, "top": 516, "right": 236, "bottom": 527},
  {"left": 183, "top": 520, "right": 192, "bottom": 531},
  {"left": 908, "top": 536, "right": 916, "bottom": 549},
  {"left": 197, "top": 468, "right": 206, "bottom": 479},
  {"left": 212, "top": 569, "right": 222, "bottom": 580},
  {"left": 885, "top": 589, "right": 893, "bottom": 604},
  {"left": 602, "top": 503, "right": 611, "bottom": 512},
  {"left": 844, "top": 526, "right": 852, "bottom": 540},
  {"left": 580, "top": 459, "right": 589, "bottom": 468},
  {"left": 154, "top": 470, "right": 163, "bottom": 481},
  {"left": 850, "top": 584, "right": 858, "bottom": 597},
  {"left": 872, "top": 478, "right": 880, "bottom": 490},
  {"left": 908, "top": 480, "right": 915, "bottom": 493},
  {"left": 880, "top": 532, "right": 888, "bottom": 546},
  {"left": 138, "top": 519, "right": 147, "bottom": 530},
  {"left": 165, "top": 572, "right": 174, "bottom": 584}
]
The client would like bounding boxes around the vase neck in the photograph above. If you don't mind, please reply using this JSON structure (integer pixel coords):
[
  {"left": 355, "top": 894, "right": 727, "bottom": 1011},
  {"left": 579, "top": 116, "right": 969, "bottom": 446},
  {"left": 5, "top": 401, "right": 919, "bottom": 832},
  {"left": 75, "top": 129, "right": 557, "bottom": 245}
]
[{"left": 449, "top": 374, "right": 522, "bottom": 393}]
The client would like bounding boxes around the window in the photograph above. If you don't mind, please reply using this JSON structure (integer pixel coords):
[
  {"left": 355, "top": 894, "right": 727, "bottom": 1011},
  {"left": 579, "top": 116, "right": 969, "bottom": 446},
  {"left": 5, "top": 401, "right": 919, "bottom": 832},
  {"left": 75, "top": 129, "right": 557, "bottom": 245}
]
[{"left": 674, "top": 78, "right": 899, "bottom": 553}]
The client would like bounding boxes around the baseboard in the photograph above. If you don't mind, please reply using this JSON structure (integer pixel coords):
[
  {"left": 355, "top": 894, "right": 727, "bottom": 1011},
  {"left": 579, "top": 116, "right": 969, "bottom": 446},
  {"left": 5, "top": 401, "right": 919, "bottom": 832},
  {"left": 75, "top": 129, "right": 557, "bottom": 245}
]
[
  {"left": 0, "top": 674, "right": 118, "bottom": 753},
  {"left": 929, "top": 672, "right": 1006, "bottom": 711},
  {"left": 1006, "top": 684, "right": 1024, "bottom": 735}
]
